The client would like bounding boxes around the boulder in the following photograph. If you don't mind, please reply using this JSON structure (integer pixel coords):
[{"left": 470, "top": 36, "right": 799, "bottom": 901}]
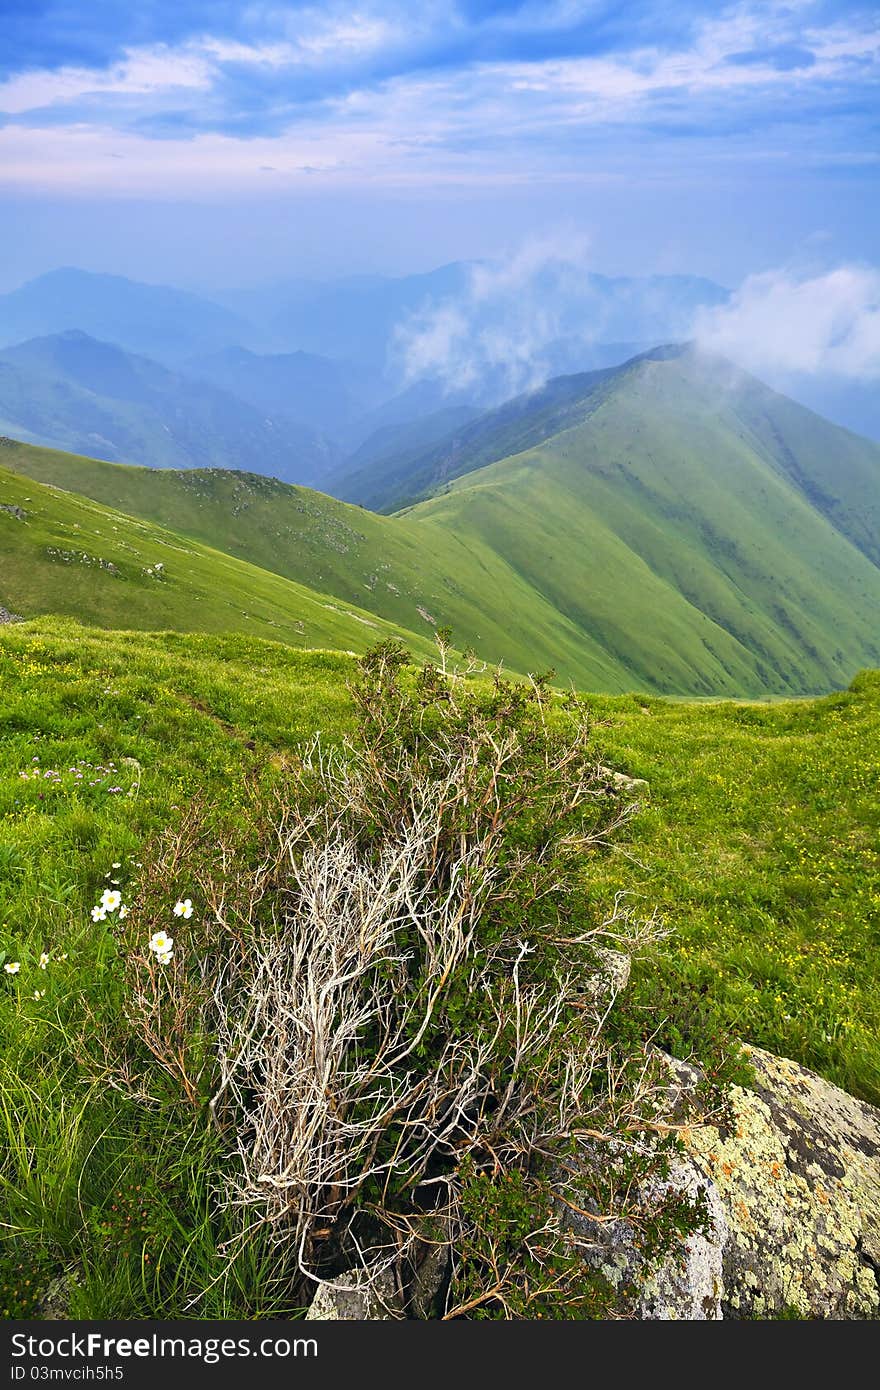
[
  {"left": 597, "top": 765, "right": 649, "bottom": 794},
  {"left": 566, "top": 1045, "right": 880, "bottom": 1319},
  {"left": 682, "top": 1045, "right": 880, "bottom": 1319}
]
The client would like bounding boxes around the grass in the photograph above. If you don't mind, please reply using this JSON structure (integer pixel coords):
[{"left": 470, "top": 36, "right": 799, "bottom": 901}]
[
  {"left": 0, "top": 618, "right": 877, "bottom": 1317},
  {"left": 0, "top": 458, "right": 436, "bottom": 659},
  {"left": 585, "top": 671, "right": 880, "bottom": 1104},
  {"left": 0, "top": 620, "right": 355, "bottom": 1318}
]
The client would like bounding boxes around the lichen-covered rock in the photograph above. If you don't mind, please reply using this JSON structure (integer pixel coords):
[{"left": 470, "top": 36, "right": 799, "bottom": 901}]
[
  {"left": 564, "top": 1156, "right": 727, "bottom": 1319},
  {"left": 38, "top": 1271, "right": 80, "bottom": 1320},
  {"left": 564, "top": 1046, "right": 880, "bottom": 1319},
  {"left": 305, "top": 1266, "right": 400, "bottom": 1320},
  {"left": 585, "top": 948, "right": 631, "bottom": 1003},
  {"left": 683, "top": 1046, "right": 880, "bottom": 1319}
]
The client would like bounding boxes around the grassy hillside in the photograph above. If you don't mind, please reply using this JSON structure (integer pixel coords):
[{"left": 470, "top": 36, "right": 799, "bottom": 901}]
[
  {"left": 0, "top": 458, "right": 434, "bottom": 658},
  {"left": 0, "top": 619, "right": 876, "bottom": 1317},
  {"left": 0, "top": 332, "right": 334, "bottom": 485},
  {"left": 4, "top": 345, "right": 880, "bottom": 698}
]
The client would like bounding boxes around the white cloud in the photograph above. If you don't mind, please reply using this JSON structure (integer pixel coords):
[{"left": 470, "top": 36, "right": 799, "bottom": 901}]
[
  {"left": 0, "top": 47, "right": 213, "bottom": 115},
  {"left": 0, "top": 1, "right": 875, "bottom": 192},
  {"left": 392, "top": 231, "right": 597, "bottom": 395},
  {"left": 693, "top": 265, "right": 880, "bottom": 380},
  {"left": 0, "top": 11, "right": 399, "bottom": 117}
]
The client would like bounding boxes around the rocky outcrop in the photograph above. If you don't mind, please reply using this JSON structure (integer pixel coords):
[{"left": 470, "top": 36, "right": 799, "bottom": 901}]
[
  {"left": 570, "top": 1046, "right": 880, "bottom": 1319},
  {"left": 683, "top": 1046, "right": 880, "bottom": 1319}
]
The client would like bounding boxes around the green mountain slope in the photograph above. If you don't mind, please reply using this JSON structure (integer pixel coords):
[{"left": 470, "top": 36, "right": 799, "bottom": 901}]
[
  {"left": 403, "top": 352, "right": 880, "bottom": 693},
  {"left": 0, "top": 332, "right": 335, "bottom": 485},
  {"left": 4, "top": 347, "right": 879, "bottom": 697},
  {"left": 0, "top": 459, "right": 434, "bottom": 658},
  {"left": 331, "top": 362, "right": 625, "bottom": 511}
]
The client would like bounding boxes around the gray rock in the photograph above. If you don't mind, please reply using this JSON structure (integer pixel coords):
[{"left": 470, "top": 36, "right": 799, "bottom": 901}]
[
  {"left": 409, "top": 1241, "right": 451, "bottom": 1319},
  {"left": 305, "top": 1266, "right": 401, "bottom": 1320},
  {"left": 564, "top": 1046, "right": 880, "bottom": 1319},
  {"left": 682, "top": 1046, "right": 880, "bottom": 1319},
  {"left": 597, "top": 765, "right": 649, "bottom": 794},
  {"left": 39, "top": 1271, "right": 80, "bottom": 1320}
]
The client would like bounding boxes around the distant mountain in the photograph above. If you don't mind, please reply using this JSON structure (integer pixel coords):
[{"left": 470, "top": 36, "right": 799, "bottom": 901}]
[
  {"left": 0, "top": 331, "right": 337, "bottom": 484},
  {"left": 334, "top": 404, "right": 483, "bottom": 499},
  {"left": 225, "top": 264, "right": 472, "bottom": 361},
  {"left": 5, "top": 347, "right": 880, "bottom": 698},
  {"left": 185, "top": 345, "right": 391, "bottom": 442},
  {"left": 218, "top": 264, "right": 728, "bottom": 368},
  {"left": 0, "top": 269, "right": 251, "bottom": 365}
]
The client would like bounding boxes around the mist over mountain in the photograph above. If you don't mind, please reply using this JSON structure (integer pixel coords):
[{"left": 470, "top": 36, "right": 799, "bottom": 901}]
[{"left": 2, "top": 260, "right": 875, "bottom": 451}]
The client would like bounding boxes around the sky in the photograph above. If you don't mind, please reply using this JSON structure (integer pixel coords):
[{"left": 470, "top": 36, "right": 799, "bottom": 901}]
[{"left": 0, "top": 0, "right": 877, "bottom": 291}]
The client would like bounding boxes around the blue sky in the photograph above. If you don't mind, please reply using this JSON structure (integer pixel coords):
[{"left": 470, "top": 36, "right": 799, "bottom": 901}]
[{"left": 0, "top": 1, "right": 877, "bottom": 289}]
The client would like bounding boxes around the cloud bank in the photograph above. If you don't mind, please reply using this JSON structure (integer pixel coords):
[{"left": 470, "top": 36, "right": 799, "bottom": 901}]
[
  {"left": 693, "top": 265, "right": 880, "bottom": 380},
  {"left": 392, "top": 233, "right": 597, "bottom": 397}
]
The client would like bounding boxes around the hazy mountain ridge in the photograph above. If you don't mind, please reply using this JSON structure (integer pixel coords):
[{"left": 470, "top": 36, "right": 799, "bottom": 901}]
[{"left": 0, "top": 331, "right": 338, "bottom": 484}]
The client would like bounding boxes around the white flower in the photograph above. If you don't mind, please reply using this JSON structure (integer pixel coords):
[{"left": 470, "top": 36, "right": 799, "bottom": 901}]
[
  {"left": 173, "top": 899, "right": 193, "bottom": 919},
  {"left": 118, "top": 905, "right": 129, "bottom": 920},
  {"left": 149, "top": 931, "right": 174, "bottom": 958},
  {"left": 33, "top": 989, "right": 45, "bottom": 1000},
  {"left": 155, "top": 949, "right": 173, "bottom": 966},
  {"left": 112, "top": 862, "right": 121, "bottom": 869},
  {"left": 91, "top": 906, "right": 107, "bottom": 922},
  {"left": 39, "top": 952, "right": 49, "bottom": 969},
  {"left": 4, "top": 962, "right": 20, "bottom": 975},
  {"left": 100, "top": 889, "right": 122, "bottom": 913}
]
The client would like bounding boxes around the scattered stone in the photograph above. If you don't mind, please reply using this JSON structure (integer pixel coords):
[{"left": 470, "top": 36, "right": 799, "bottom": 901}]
[
  {"left": 46, "top": 547, "right": 120, "bottom": 576},
  {"left": 597, "top": 764, "right": 649, "bottom": 793},
  {"left": 0, "top": 606, "right": 23, "bottom": 624},
  {"left": 0, "top": 503, "right": 27, "bottom": 521},
  {"left": 417, "top": 605, "right": 437, "bottom": 625},
  {"left": 305, "top": 1266, "right": 401, "bottom": 1320}
]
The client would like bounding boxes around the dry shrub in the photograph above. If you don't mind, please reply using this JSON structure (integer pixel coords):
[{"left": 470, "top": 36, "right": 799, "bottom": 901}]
[{"left": 111, "top": 636, "right": 706, "bottom": 1317}]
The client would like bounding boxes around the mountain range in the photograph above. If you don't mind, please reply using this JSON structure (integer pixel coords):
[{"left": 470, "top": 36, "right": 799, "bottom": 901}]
[
  {"left": 0, "top": 331, "right": 336, "bottom": 485},
  {"left": 2, "top": 344, "right": 878, "bottom": 698}
]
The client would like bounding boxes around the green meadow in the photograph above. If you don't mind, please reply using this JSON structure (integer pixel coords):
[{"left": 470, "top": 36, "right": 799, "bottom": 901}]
[{"left": 1, "top": 618, "right": 877, "bottom": 1317}]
